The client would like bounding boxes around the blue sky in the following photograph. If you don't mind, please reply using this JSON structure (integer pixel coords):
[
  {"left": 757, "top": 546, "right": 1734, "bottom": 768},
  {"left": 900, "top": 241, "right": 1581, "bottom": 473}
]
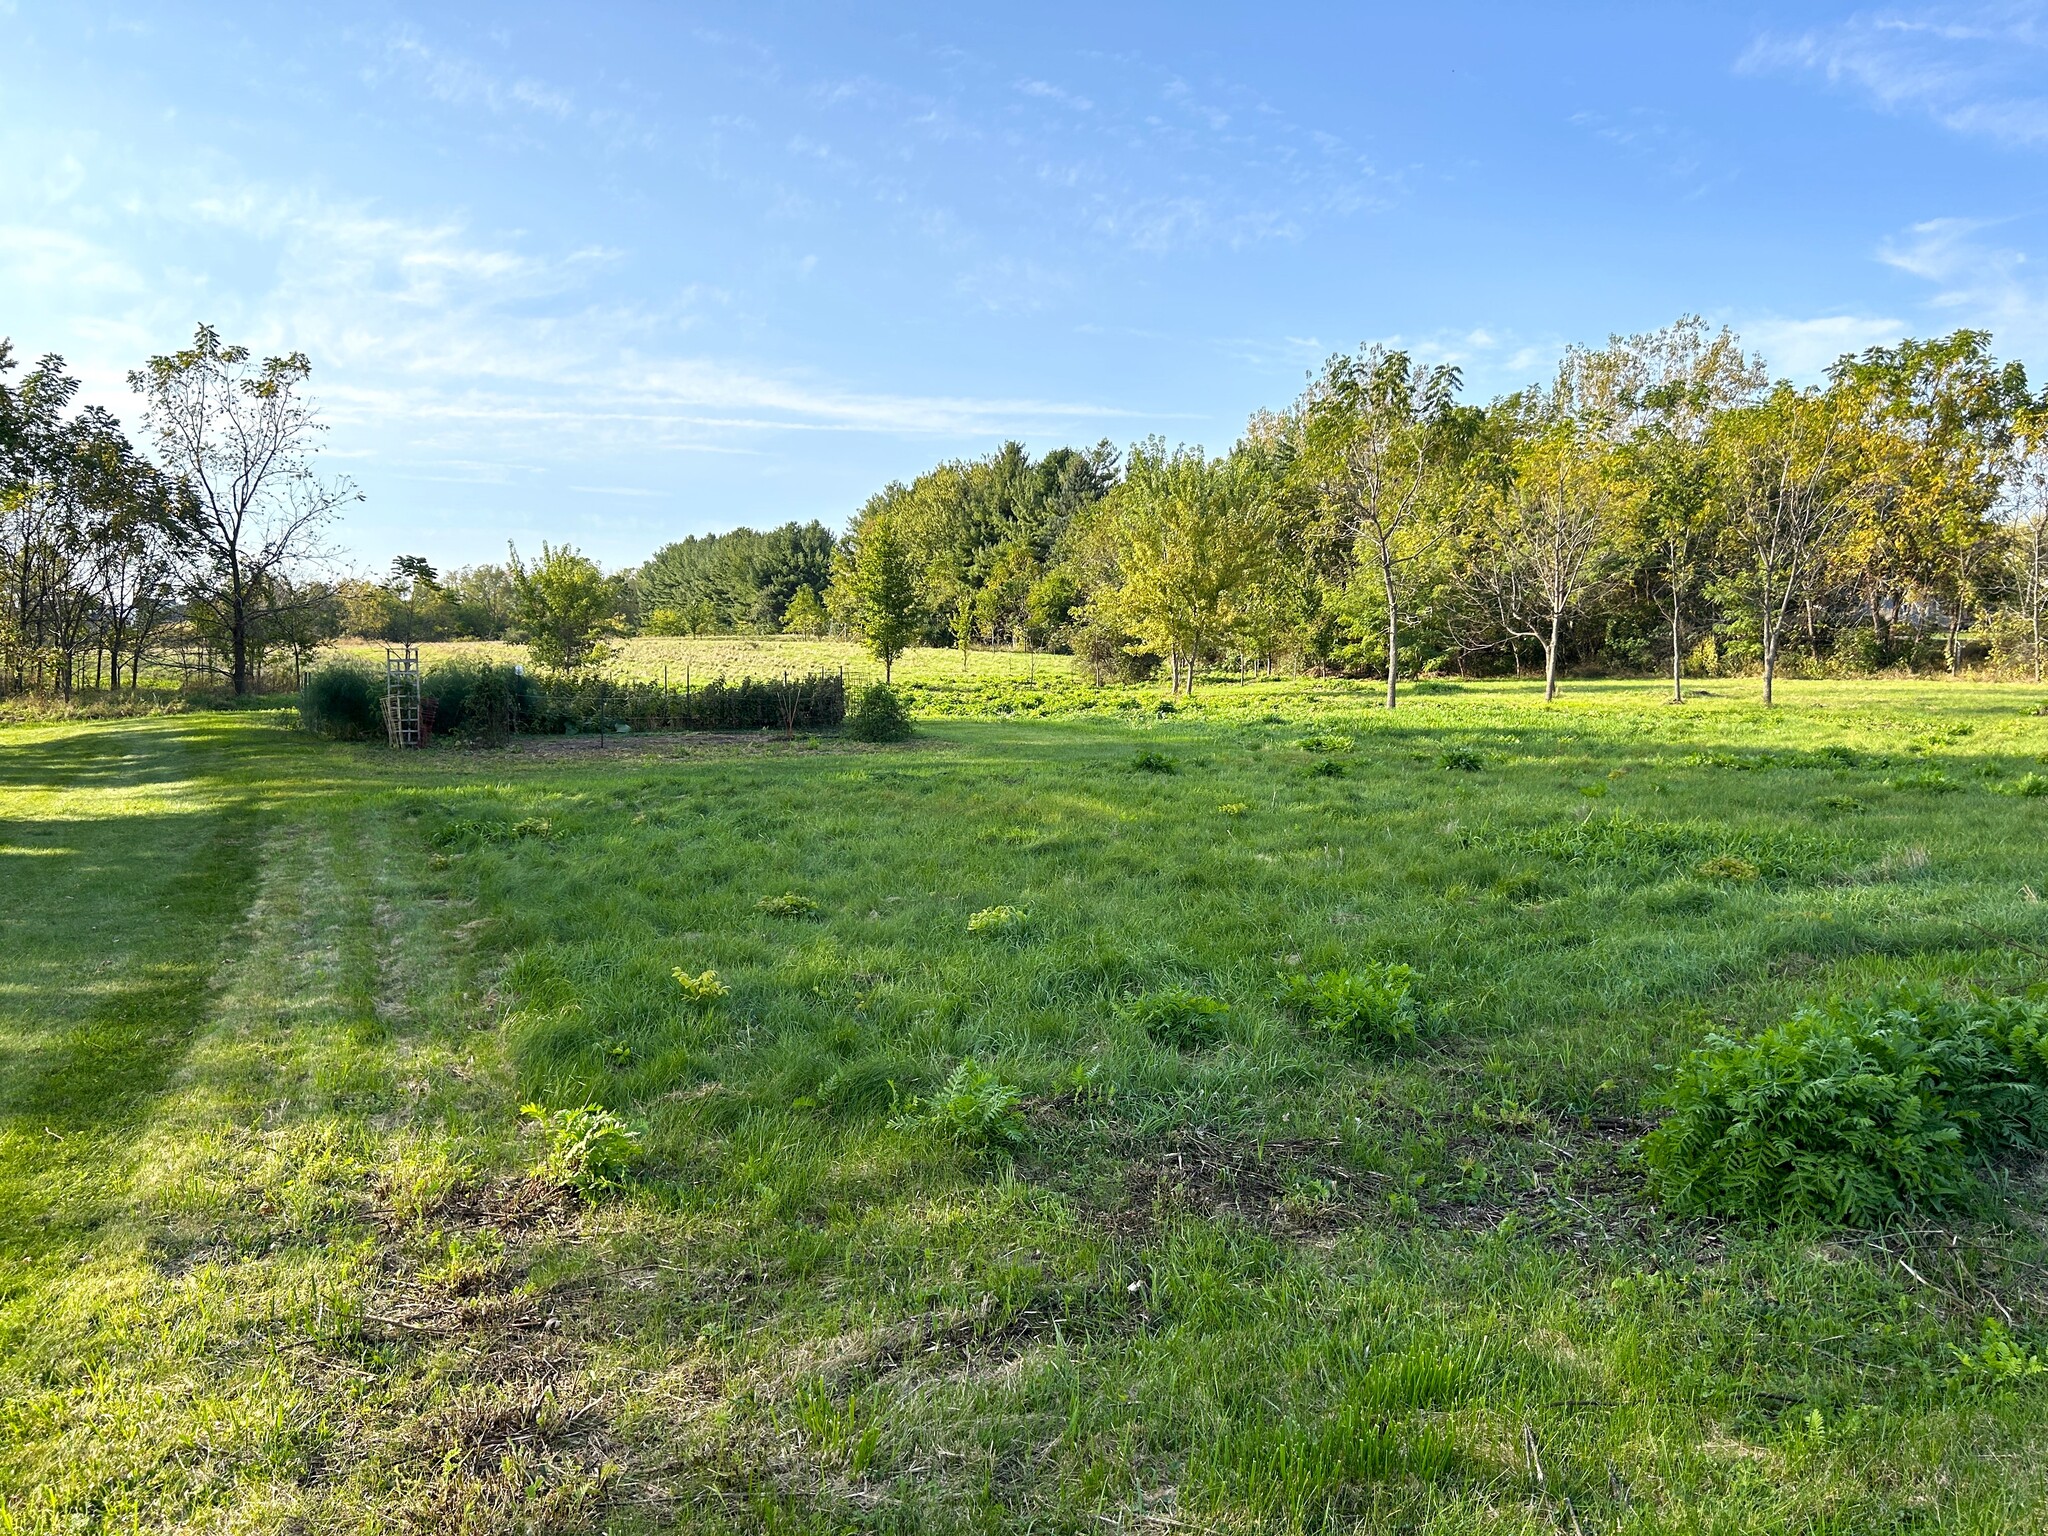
[{"left": 4, "top": 3, "right": 2047, "bottom": 571}]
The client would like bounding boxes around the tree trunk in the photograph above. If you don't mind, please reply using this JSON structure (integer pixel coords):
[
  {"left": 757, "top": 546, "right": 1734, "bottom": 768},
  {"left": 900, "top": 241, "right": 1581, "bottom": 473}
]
[
  {"left": 1761, "top": 628, "right": 1776, "bottom": 707},
  {"left": 1543, "top": 610, "right": 1561, "bottom": 703},
  {"left": 1382, "top": 559, "right": 1399, "bottom": 710},
  {"left": 1670, "top": 575, "right": 1684, "bottom": 704}
]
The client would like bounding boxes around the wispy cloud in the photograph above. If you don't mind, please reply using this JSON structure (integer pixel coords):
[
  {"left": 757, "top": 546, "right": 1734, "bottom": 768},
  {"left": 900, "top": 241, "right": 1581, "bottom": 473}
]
[
  {"left": 368, "top": 26, "right": 576, "bottom": 120},
  {"left": 1740, "top": 5, "right": 2048, "bottom": 146},
  {"left": 1878, "top": 216, "right": 2048, "bottom": 350},
  {"left": 1736, "top": 312, "right": 1908, "bottom": 378}
]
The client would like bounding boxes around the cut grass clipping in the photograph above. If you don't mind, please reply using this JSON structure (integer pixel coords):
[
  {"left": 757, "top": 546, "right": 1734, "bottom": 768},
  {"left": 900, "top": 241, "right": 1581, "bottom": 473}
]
[{"left": 1644, "top": 988, "right": 2048, "bottom": 1224}]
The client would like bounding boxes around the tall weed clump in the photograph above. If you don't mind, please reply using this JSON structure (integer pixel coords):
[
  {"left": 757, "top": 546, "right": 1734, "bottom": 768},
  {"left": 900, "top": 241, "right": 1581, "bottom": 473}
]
[
  {"left": 297, "top": 661, "right": 384, "bottom": 739},
  {"left": 1644, "top": 989, "right": 2048, "bottom": 1224},
  {"left": 844, "top": 683, "right": 912, "bottom": 742}
]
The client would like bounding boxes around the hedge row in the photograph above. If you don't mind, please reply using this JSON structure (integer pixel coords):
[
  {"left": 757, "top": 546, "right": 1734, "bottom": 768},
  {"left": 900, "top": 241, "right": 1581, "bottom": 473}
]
[{"left": 299, "top": 659, "right": 846, "bottom": 740}]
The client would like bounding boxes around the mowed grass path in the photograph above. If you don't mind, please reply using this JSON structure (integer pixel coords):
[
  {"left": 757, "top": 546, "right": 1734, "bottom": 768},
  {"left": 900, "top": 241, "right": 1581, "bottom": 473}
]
[{"left": 2, "top": 679, "right": 2047, "bottom": 1532}]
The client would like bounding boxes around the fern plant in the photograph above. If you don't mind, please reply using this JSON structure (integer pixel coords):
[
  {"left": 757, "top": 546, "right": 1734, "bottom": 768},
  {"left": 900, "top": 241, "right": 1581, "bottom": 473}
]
[
  {"left": 1643, "top": 990, "right": 2048, "bottom": 1224},
  {"left": 967, "top": 904, "right": 1027, "bottom": 935},
  {"left": 1126, "top": 987, "right": 1229, "bottom": 1049},
  {"left": 1281, "top": 964, "right": 1424, "bottom": 1046},
  {"left": 888, "top": 1059, "right": 1026, "bottom": 1151}
]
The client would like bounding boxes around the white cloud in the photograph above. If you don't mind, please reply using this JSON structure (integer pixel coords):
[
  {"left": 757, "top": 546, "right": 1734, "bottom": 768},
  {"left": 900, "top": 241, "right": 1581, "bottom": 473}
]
[
  {"left": 1876, "top": 216, "right": 2048, "bottom": 354},
  {"left": 1737, "top": 313, "right": 1908, "bottom": 379},
  {"left": 371, "top": 28, "right": 575, "bottom": 120},
  {"left": 1741, "top": 6, "right": 2048, "bottom": 146}
]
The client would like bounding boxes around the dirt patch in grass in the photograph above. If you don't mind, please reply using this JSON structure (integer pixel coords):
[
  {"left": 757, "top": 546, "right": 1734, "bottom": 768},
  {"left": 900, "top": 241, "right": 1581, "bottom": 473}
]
[{"left": 291, "top": 1172, "right": 622, "bottom": 1530}]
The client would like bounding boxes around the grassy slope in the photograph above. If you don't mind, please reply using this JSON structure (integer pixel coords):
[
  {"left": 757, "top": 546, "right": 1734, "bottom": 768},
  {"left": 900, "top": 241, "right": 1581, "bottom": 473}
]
[{"left": 2, "top": 678, "right": 2047, "bottom": 1533}]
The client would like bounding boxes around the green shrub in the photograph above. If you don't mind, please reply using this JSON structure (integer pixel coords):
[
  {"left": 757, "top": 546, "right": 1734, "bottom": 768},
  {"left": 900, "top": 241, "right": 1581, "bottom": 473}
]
[
  {"left": 757, "top": 892, "right": 821, "bottom": 918},
  {"left": 1695, "top": 854, "right": 1759, "bottom": 881},
  {"left": 1948, "top": 1318, "right": 2048, "bottom": 1393},
  {"left": 1130, "top": 749, "right": 1177, "bottom": 774},
  {"left": 968, "top": 904, "right": 1027, "bottom": 935},
  {"left": 673, "top": 968, "right": 730, "bottom": 1002},
  {"left": 887, "top": 1059, "right": 1026, "bottom": 1150},
  {"left": 423, "top": 658, "right": 537, "bottom": 741},
  {"left": 1281, "top": 964, "right": 1424, "bottom": 1046},
  {"left": 298, "top": 661, "right": 384, "bottom": 739},
  {"left": 520, "top": 1102, "right": 642, "bottom": 1197},
  {"left": 2002, "top": 772, "right": 2048, "bottom": 799},
  {"left": 1643, "top": 990, "right": 2048, "bottom": 1224},
  {"left": 845, "top": 683, "right": 912, "bottom": 742},
  {"left": 1439, "top": 747, "right": 1484, "bottom": 771},
  {"left": 1127, "top": 987, "right": 1229, "bottom": 1049}
]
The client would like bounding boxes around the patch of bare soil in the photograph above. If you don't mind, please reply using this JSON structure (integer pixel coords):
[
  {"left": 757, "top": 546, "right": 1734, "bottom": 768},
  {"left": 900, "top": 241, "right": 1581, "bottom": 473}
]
[{"left": 294, "top": 1172, "right": 620, "bottom": 1533}]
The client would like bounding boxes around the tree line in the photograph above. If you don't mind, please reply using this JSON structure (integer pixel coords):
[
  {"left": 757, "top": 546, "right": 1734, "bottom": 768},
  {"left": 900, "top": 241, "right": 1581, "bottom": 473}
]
[
  {"left": 9, "top": 317, "right": 2047, "bottom": 703},
  {"left": 829, "top": 318, "right": 2048, "bottom": 702}
]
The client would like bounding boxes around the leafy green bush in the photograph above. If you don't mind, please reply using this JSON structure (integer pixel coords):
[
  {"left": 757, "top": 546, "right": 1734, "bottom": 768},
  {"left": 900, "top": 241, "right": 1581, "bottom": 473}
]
[
  {"left": 968, "top": 904, "right": 1027, "bottom": 935},
  {"left": 520, "top": 1102, "right": 642, "bottom": 1197},
  {"left": 1130, "top": 749, "right": 1177, "bottom": 774},
  {"left": 1695, "top": 854, "right": 1759, "bottom": 881},
  {"left": 1439, "top": 747, "right": 1483, "bottom": 771},
  {"left": 845, "top": 683, "right": 912, "bottom": 742},
  {"left": 757, "top": 891, "right": 821, "bottom": 918},
  {"left": 1948, "top": 1318, "right": 2048, "bottom": 1393},
  {"left": 1643, "top": 990, "right": 2048, "bottom": 1224},
  {"left": 673, "top": 967, "right": 730, "bottom": 1002},
  {"left": 887, "top": 1059, "right": 1026, "bottom": 1150},
  {"left": 1281, "top": 964, "right": 1424, "bottom": 1046},
  {"left": 423, "top": 658, "right": 538, "bottom": 741},
  {"left": 298, "top": 661, "right": 384, "bottom": 739},
  {"left": 1127, "top": 987, "right": 1229, "bottom": 1049}
]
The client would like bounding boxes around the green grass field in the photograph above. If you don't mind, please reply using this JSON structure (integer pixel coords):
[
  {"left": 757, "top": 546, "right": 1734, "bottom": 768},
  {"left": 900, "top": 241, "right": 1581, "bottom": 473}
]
[{"left": 4, "top": 677, "right": 2048, "bottom": 1532}]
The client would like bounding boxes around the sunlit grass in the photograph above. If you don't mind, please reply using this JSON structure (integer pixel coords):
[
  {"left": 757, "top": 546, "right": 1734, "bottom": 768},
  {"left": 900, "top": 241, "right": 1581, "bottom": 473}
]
[{"left": 2, "top": 680, "right": 2047, "bottom": 1531}]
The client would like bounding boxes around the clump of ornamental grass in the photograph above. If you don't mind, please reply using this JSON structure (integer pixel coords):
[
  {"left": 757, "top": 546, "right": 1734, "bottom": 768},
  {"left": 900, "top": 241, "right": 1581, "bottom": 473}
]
[
  {"left": 757, "top": 891, "right": 821, "bottom": 918},
  {"left": 1642, "top": 989, "right": 2048, "bottom": 1225}
]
